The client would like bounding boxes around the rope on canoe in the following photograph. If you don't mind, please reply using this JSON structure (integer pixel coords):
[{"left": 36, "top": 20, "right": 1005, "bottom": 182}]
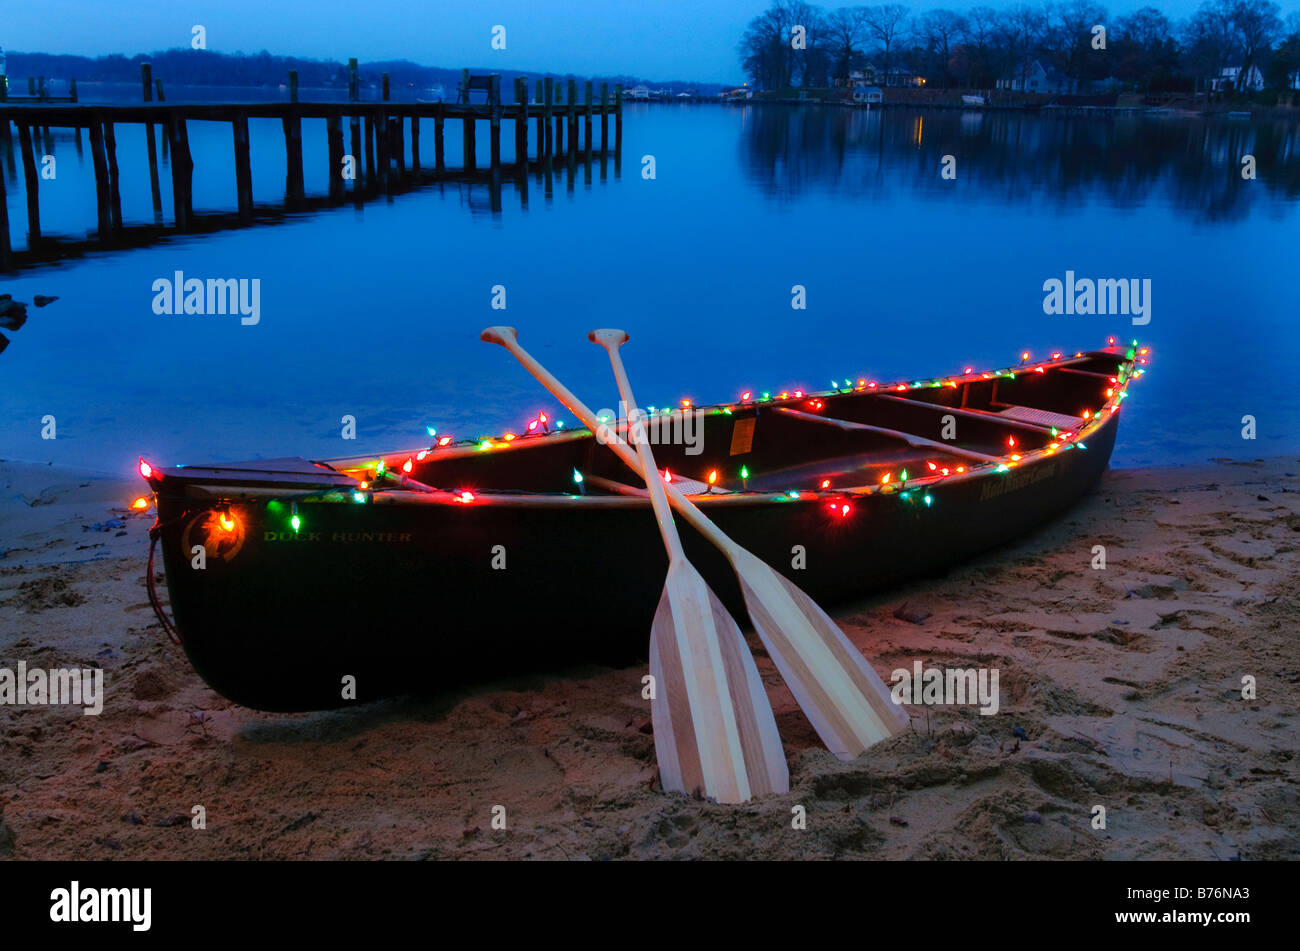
[{"left": 146, "top": 522, "right": 184, "bottom": 646}]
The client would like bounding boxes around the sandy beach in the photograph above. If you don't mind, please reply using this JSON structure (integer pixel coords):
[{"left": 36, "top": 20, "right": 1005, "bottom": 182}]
[{"left": 1, "top": 457, "right": 1296, "bottom": 860}]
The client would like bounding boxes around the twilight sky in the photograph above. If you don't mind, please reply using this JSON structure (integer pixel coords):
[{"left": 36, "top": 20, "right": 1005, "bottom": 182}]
[{"left": 2, "top": 1, "right": 1227, "bottom": 84}]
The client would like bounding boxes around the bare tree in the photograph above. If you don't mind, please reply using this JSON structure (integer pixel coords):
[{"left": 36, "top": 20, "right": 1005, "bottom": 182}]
[
  {"left": 1233, "top": 0, "right": 1283, "bottom": 91},
  {"left": 918, "top": 9, "right": 969, "bottom": 89},
  {"left": 825, "top": 7, "right": 869, "bottom": 83},
  {"left": 1188, "top": 0, "right": 1240, "bottom": 87},
  {"left": 1115, "top": 7, "right": 1174, "bottom": 91},
  {"left": 863, "top": 4, "right": 910, "bottom": 83},
  {"left": 738, "top": 3, "right": 797, "bottom": 89},
  {"left": 1118, "top": 5, "right": 1171, "bottom": 48},
  {"left": 787, "top": 2, "right": 832, "bottom": 87},
  {"left": 961, "top": 6, "right": 1002, "bottom": 87},
  {"left": 1055, "top": 0, "right": 1108, "bottom": 93},
  {"left": 1003, "top": 4, "right": 1050, "bottom": 89}
]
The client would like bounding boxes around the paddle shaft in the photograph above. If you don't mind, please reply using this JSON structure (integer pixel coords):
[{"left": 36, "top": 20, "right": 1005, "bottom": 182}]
[
  {"left": 588, "top": 330, "right": 687, "bottom": 565},
  {"left": 480, "top": 328, "right": 737, "bottom": 556}
]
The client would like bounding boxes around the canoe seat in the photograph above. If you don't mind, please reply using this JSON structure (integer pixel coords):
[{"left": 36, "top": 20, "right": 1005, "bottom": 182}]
[{"left": 996, "top": 405, "right": 1083, "bottom": 431}]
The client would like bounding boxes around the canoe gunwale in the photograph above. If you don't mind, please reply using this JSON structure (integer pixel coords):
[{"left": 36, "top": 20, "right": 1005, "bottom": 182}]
[{"left": 144, "top": 343, "right": 1145, "bottom": 511}]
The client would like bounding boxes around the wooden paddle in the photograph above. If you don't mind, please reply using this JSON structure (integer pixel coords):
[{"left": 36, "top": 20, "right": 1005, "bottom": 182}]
[
  {"left": 481, "top": 326, "right": 908, "bottom": 760},
  {"left": 480, "top": 327, "right": 787, "bottom": 803}
]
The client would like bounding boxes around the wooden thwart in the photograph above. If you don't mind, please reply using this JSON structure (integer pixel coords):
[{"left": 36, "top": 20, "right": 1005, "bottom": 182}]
[{"left": 775, "top": 406, "right": 999, "bottom": 463}]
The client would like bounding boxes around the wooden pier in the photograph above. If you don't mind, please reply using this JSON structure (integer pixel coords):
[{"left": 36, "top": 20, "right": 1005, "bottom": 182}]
[{"left": 0, "top": 66, "right": 624, "bottom": 271}]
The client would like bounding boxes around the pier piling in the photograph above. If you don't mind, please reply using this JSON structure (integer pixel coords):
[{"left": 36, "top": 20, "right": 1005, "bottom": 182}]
[
  {"left": 17, "top": 125, "right": 40, "bottom": 239},
  {"left": 167, "top": 115, "right": 193, "bottom": 228},
  {"left": 461, "top": 69, "right": 476, "bottom": 170},
  {"left": 363, "top": 115, "right": 375, "bottom": 185},
  {"left": 283, "top": 114, "right": 305, "bottom": 206},
  {"left": 584, "top": 81, "right": 593, "bottom": 155},
  {"left": 600, "top": 83, "right": 608, "bottom": 152},
  {"left": 326, "top": 115, "right": 344, "bottom": 200},
  {"left": 615, "top": 84, "right": 623, "bottom": 155},
  {"left": 233, "top": 115, "right": 253, "bottom": 217},
  {"left": 0, "top": 160, "right": 10, "bottom": 270},
  {"left": 513, "top": 78, "right": 528, "bottom": 166},
  {"left": 87, "top": 121, "right": 112, "bottom": 237},
  {"left": 544, "top": 78, "right": 554, "bottom": 156},
  {"left": 490, "top": 74, "right": 502, "bottom": 169},
  {"left": 103, "top": 121, "right": 123, "bottom": 231}
]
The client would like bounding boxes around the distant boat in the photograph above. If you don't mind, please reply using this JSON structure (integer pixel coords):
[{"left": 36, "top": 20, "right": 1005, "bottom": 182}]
[
  {"left": 961, "top": 94, "right": 986, "bottom": 107},
  {"left": 1226, "top": 110, "right": 1251, "bottom": 119}
]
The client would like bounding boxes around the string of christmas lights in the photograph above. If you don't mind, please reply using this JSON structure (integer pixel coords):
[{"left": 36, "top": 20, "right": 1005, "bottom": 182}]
[{"left": 137, "top": 340, "right": 1148, "bottom": 530}]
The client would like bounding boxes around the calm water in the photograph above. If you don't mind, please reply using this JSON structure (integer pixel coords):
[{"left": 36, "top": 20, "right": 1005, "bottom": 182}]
[{"left": 3, "top": 100, "right": 1299, "bottom": 475}]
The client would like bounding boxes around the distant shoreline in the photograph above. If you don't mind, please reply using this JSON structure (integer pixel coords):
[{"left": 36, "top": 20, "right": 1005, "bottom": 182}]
[{"left": 719, "top": 87, "right": 1300, "bottom": 118}]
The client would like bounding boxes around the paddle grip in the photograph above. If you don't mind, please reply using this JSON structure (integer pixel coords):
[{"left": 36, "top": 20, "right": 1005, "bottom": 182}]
[
  {"left": 480, "top": 326, "right": 519, "bottom": 347},
  {"left": 588, "top": 328, "right": 629, "bottom": 347}
]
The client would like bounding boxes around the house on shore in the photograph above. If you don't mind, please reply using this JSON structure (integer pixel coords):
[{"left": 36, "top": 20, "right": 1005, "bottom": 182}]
[
  {"left": 852, "top": 85, "right": 883, "bottom": 104},
  {"left": 627, "top": 84, "right": 651, "bottom": 101},
  {"left": 1212, "top": 65, "right": 1265, "bottom": 92},
  {"left": 996, "top": 60, "right": 1068, "bottom": 94},
  {"left": 885, "top": 66, "right": 926, "bottom": 87}
]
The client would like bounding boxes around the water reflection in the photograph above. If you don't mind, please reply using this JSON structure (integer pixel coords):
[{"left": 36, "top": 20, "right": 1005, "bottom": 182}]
[{"left": 738, "top": 105, "right": 1300, "bottom": 222}]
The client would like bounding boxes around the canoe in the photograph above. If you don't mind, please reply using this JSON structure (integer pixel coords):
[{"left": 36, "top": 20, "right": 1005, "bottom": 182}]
[{"left": 140, "top": 339, "right": 1148, "bottom": 711}]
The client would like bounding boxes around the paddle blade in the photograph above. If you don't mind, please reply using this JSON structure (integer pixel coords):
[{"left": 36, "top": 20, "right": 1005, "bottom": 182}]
[
  {"left": 647, "top": 626, "right": 696, "bottom": 799},
  {"left": 705, "top": 582, "right": 789, "bottom": 797},
  {"left": 646, "top": 562, "right": 786, "bottom": 803},
  {"left": 732, "top": 549, "right": 909, "bottom": 759},
  {"left": 649, "top": 610, "right": 789, "bottom": 801}
]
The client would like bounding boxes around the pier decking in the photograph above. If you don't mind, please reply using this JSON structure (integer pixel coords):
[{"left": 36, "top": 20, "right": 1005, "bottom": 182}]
[{"left": 0, "top": 66, "right": 624, "bottom": 271}]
